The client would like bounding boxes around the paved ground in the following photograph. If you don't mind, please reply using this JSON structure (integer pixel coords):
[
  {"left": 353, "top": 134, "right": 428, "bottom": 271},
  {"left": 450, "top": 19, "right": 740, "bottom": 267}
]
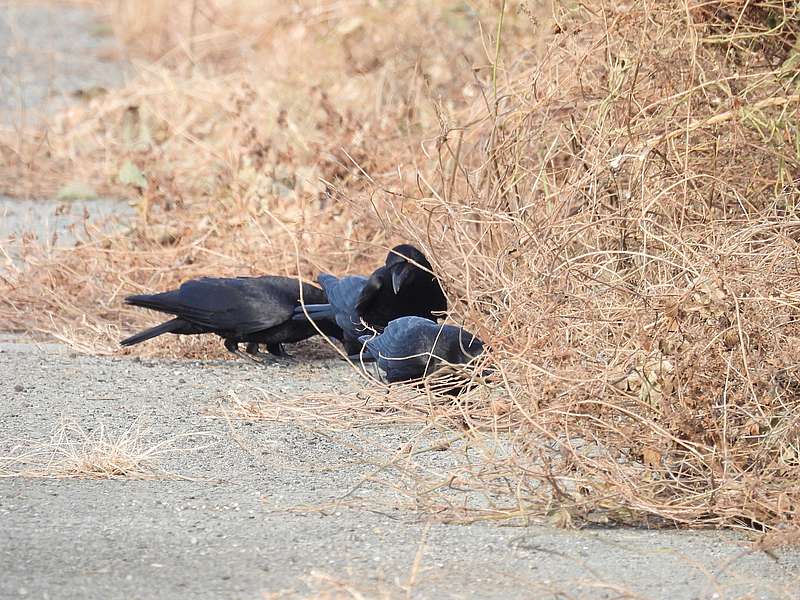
[
  {"left": 0, "top": 1, "right": 133, "bottom": 264},
  {"left": 0, "top": 196, "right": 133, "bottom": 255},
  {"left": 2, "top": 338, "right": 800, "bottom": 599},
  {"left": 0, "top": 1, "right": 127, "bottom": 127}
]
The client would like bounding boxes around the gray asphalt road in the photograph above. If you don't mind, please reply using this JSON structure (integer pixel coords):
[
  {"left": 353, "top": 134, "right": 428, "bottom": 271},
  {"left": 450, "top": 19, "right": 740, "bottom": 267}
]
[
  {"left": 1, "top": 196, "right": 134, "bottom": 262},
  {"left": 2, "top": 338, "right": 799, "bottom": 599},
  {"left": 0, "top": 1, "right": 133, "bottom": 265},
  {"left": 0, "top": 1, "right": 127, "bottom": 127}
]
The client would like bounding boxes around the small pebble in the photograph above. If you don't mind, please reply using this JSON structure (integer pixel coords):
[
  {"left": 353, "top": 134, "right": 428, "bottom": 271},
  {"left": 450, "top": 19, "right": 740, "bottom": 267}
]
[{"left": 14, "top": 384, "right": 24, "bottom": 393}]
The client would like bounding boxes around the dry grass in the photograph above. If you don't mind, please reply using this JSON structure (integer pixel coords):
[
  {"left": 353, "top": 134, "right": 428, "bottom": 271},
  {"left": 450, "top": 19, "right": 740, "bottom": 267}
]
[
  {"left": 292, "top": 570, "right": 644, "bottom": 600},
  {"left": 2, "top": 0, "right": 800, "bottom": 533},
  {"left": 0, "top": 418, "right": 208, "bottom": 479}
]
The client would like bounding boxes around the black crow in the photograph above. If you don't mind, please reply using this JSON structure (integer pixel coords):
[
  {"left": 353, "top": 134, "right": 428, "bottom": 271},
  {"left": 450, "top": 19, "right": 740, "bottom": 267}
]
[
  {"left": 355, "top": 244, "right": 447, "bottom": 330},
  {"left": 292, "top": 273, "right": 368, "bottom": 355},
  {"left": 120, "top": 275, "right": 343, "bottom": 361},
  {"left": 354, "top": 316, "right": 485, "bottom": 383}
]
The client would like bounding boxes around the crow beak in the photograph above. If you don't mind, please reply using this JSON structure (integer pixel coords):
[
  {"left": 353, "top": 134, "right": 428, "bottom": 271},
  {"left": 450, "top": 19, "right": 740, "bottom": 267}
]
[
  {"left": 479, "top": 367, "right": 496, "bottom": 379},
  {"left": 391, "top": 265, "right": 409, "bottom": 295}
]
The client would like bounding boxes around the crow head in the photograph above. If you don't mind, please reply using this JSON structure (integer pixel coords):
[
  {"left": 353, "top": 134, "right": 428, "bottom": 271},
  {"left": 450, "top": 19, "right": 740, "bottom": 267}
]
[
  {"left": 457, "top": 330, "right": 485, "bottom": 362},
  {"left": 385, "top": 244, "right": 433, "bottom": 295}
]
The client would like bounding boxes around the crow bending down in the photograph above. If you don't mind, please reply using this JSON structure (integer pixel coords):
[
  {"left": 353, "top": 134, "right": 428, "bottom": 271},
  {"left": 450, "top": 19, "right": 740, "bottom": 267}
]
[
  {"left": 355, "top": 316, "right": 484, "bottom": 383},
  {"left": 355, "top": 244, "right": 447, "bottom": 330},
  {"left": 292, "top": 273, "right": 368, "bottom": 355},
  {"left": 120, "top": 275, "right": 343, "bottom": 361}
]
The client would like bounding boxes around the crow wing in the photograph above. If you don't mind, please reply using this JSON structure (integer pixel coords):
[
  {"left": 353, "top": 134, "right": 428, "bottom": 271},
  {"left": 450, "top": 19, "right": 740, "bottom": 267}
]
[
  {"left": 128, "top": 276, "right": 314, "bottom": 337},
  {"left": 360, "top": 317, "right": 442, "bottom": 381},
  {"left": 321, "top": 275, "right": 368, "bottom": 335}
]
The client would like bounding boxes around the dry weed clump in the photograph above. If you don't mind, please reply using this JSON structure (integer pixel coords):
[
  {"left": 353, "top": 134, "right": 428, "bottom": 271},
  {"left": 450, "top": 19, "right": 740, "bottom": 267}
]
[
  {"left": 0, "top": 419, "right": 201, "bottom": 480},
  {"left": 391, "top": 0, "right": 800, "bottom": 531},
  {"left": 2, "top": 1, "right": 800, "bottom": 532}
]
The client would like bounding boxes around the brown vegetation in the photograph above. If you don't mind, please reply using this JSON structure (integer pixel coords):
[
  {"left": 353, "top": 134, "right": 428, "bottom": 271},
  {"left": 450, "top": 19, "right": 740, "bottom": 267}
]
[
  {"left": 0, "top": 419, "right": 199, "bottom": 480},
  {"left": 2, "top": 0, "right": 800, "bottom": 533}
]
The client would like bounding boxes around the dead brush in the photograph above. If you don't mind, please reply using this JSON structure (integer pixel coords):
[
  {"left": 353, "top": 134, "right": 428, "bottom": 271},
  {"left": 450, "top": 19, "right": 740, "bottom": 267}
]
[
  {"left": 217, "top": 362, "right": 502, "bottom": 430},
  {"left": 331, "top": 0, "right": 800, "bottom": 531},
  {"left": 2, "top": 0, "right": 800, "bottom": 533},
  {"left": 0, "top": 418, "right": 209, "bottom": 480}
]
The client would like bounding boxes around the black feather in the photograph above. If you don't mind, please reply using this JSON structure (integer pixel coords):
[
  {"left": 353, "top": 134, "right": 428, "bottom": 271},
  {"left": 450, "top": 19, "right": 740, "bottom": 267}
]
[
  {"left": 293, "top": 273, "right": 369, "bottom": 355},
  {"left": 355, "top": 245, "right": 447, "bottom": 330},
  {"left": 121, "top": 275, "right": 343, "bottom": 359},
  {"left": 358, "top": 316, "right": 484, "bottom": 383},
  {"left": 120, "top": 318, "right": 202, "bottom": 346}
]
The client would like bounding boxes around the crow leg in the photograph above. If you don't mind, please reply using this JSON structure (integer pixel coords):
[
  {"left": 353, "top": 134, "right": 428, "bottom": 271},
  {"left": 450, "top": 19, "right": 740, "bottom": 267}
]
[
  {"left": 242, "top": 341, "right": 285, "bottom": 363},
  {"left": 224, "top": 338, "right": 239, "bottom": 355},
  {"left": 224, "top": 339, "right": 262, "bottom": 364},
  {"left": 267, "top": 343, "right": 293, "bottom": 359},
  {"left": 343, "top": 337, "right": 369, "bottom": 358},
  {"left": 352, "top": 359, "right": 384, "bottom": 382}
]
